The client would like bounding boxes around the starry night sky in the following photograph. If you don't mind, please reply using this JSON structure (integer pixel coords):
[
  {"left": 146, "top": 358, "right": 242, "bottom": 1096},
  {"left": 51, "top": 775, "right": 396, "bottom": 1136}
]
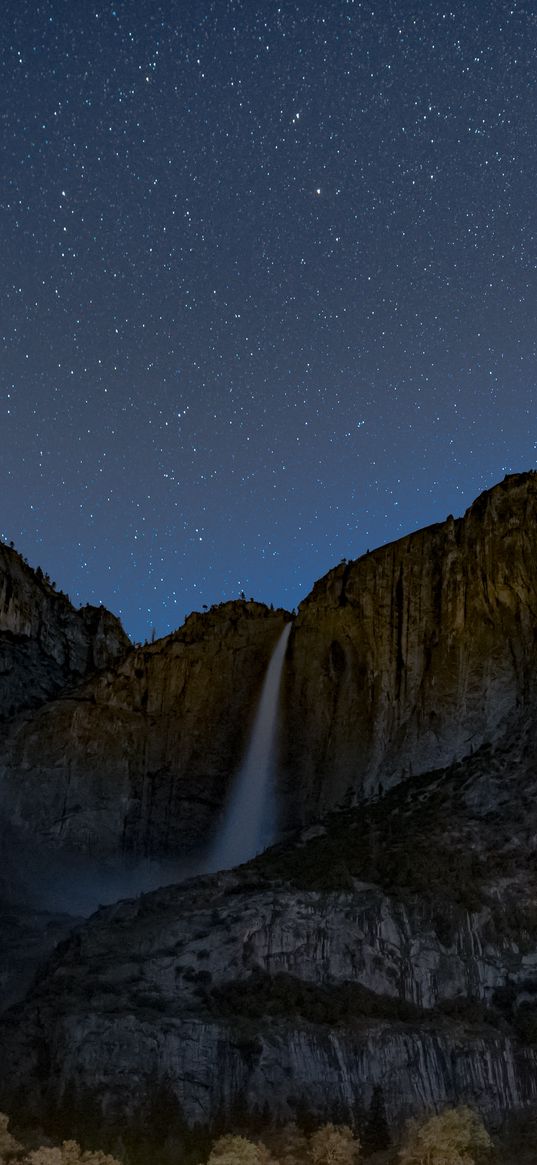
[{"left": 2, "top": 1, "right": 537, "bottom": 642}]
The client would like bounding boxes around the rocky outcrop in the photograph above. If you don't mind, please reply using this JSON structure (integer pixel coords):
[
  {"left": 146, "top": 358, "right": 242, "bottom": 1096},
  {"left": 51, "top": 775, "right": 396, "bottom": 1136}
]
[
  {"left": 5, "top": 708, "right": 537, "bottom": 1134},
  {"left": 3, "top": 784, "right": 537, "bottom": 1132},
  {"left": 0, "top": 898, "right": 79, "bottom": 1013},
  {"left": 5, "top": 1007, "right": 537, "bottom": 1134},
  {"left": 280, "top": 472, "right": 537, "bottom": 821},
  {"left": 0, "top": 542, "right": 130, "bottom": 721},
  {"left": 3, "top": 474, "right": 537, "bottom": 860},
  {"left": 3, "top": 475, "right": 537, "bottom": 1134},
  {"left": 0, "top": 603, "right": 289, "bottom": 856}
]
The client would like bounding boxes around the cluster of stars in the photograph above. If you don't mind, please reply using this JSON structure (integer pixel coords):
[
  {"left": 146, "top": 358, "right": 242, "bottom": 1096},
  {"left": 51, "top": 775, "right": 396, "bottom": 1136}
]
[{"left": 1, "top": 0, "right": 536, "bottom": 640}]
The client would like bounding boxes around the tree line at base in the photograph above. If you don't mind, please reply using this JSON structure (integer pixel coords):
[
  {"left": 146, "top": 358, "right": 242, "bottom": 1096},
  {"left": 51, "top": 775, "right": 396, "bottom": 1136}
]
[{"left": 0, "top": 1104, "right": 499, "bottom": 1165}]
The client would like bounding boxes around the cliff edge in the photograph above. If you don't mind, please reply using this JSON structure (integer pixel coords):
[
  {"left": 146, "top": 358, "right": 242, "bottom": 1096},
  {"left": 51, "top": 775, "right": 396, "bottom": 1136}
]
[{"left": 0, "top": 543, "right": 130, "bottom": 722}]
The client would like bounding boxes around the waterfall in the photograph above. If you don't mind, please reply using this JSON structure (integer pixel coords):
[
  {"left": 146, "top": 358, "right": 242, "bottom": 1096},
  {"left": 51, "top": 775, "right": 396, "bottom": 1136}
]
[{"left": 207, "top": 621, "right": 292, "bottom": 872}]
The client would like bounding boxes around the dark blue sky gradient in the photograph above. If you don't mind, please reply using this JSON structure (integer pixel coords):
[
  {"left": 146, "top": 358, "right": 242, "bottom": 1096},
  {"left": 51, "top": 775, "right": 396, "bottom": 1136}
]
[{"left": 2, "top": 1, "right": 536, "bottom": 640}]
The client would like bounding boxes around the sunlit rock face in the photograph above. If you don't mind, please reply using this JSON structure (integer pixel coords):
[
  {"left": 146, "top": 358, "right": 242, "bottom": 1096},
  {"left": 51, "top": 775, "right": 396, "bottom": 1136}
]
[
  {"left": 0, "top": 542, "right": 130, "bottom": 722},
  {"left": 280, "top": 471, "right": 537, "bottom": 822},
  {"left": 0, "top": 602, "right": 289, "bottom": 856}
]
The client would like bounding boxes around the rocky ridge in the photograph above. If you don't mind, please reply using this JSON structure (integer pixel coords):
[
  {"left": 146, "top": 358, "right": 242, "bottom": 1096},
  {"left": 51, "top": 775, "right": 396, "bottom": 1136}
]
[
  {"left": 280, "top": 471, "right": 537, "bottom": 822},
  {"left": 0, "top": 544, "right": 130, "bottom": 1010},
  {"left": 1, "top": 474, "right": 537, "bottom": 859},
  {"left": 2, "top": 473, "right": 537, "bottom": 1136},
  {"left": 0, "top": 542, "right": 130, "bottom": 722}
]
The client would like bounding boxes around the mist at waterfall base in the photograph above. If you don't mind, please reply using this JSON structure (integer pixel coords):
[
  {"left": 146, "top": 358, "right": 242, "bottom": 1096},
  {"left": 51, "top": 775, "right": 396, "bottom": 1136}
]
[
  {"left": 1, "top": 625, "right": 292, "bottom": 917},
  {"left": 0, "top": 825, "right": 205, "bottom": 918}
]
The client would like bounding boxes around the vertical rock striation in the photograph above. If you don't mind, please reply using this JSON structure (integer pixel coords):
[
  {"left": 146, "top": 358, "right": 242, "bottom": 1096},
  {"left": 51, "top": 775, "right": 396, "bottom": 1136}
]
[
  {"left": 281, "top": 472, "right": 537, "bottom": 820},
  {"left": 3, "top": 864, "right": 537, "bottom": 1130}
]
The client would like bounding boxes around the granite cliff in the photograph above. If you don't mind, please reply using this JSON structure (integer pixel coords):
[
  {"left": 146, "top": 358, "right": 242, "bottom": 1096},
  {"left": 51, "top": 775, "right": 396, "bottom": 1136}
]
[
  {"left": 0, "top": 602, "right": 289, "bottom": 858},
  {"left": 2, "top": 472, "right": 537, "bottom": 1138},
  {"left": 0, "top": 545, "right": 130, "bottom": 1009},
  {"left": 1, "top": 473, "right": 537, "bottom": 858},
  {"left": 3, "top": 726, "right": 537, "bottom": 1133},
  {"left": 0, "top": 542, "right": 129, "bottom": 723},
  {"left": 280, "top": 470, "right": 537, "bottom": 823}
]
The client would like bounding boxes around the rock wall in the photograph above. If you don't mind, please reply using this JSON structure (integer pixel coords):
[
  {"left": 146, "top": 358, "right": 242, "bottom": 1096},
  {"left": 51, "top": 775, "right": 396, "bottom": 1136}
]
[
  {"left": 280, "top": 472, "right": 537, "bottom": 820},
  {"left": 0, "top": 603, "right": 289, "bottom": 856},
  {"left": 3, "top": 476, "right": 537, "bottom": 1133},
  {"left": 0, "top": 898, "right": 78, "bottom": 1013},
  {"left": 3, "top": 868, "right": 537, "bottom": 1129},
  {"left": 2, "top": 474, "right": 537, "bottom": 857},
  {"left": 0, "top": 542, "right": 130, "bottom": 721},
  {"left": 7, "top": 1010, "right": 537, "bottom": 1132}
]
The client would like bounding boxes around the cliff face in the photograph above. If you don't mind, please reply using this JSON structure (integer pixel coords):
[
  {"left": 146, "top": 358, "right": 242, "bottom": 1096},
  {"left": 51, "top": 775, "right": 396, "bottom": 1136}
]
[
  {"left": 5, "top": 716, "right": 537, "bottom": 1131},
  {"left": 280, "top": 472, "right": 537, "bottom": 821},
  {"left": 2, "top": 473, "right": 537, "bottom": 860},
  {"left": 0, "top": 603, "right": 289, "bottom": 856},
  {"left": 4, "top": 739, "right": 537, "bottom": 1133},
  {"left": 2, "top": 475, "right": 537, "bottom": 1135},
  {"left": 0, "top": 899, "right": 78, "bottom": 1013},
  {"left": 0, "top": 543, "right": 130, "bottom": 722}
]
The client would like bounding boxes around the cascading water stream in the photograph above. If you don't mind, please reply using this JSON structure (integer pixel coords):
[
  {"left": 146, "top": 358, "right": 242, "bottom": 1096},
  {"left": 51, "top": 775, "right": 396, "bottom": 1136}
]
[{"left": 207, "top": 621, "right": 292, "bottom": 872}]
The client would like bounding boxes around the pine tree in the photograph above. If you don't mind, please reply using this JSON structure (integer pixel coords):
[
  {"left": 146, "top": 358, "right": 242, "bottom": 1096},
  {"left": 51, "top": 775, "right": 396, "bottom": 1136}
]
[{"left": 363, "top": 1087, "right": 390, "bottom": 1155}]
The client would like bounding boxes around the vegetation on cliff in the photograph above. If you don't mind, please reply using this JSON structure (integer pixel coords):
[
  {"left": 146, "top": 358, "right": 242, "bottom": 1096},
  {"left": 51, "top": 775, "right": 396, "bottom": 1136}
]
[{"left": 256, "top": 732, "right": 537, "bottom": 923}]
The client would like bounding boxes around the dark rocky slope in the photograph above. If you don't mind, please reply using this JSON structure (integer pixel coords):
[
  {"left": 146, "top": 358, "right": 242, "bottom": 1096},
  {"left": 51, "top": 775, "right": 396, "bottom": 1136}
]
[
  {"left": 0, "top": 545, "right": 130, "bottom": 1006},
  {"left": 0, "top": 542, "right": 129, "bottom": 722},
  {"left": 3, "top": 723, "right": 537, "bottom": 1132},
  {"left": 0, "top": 899, "right": 79, "bottom": 1014}
]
